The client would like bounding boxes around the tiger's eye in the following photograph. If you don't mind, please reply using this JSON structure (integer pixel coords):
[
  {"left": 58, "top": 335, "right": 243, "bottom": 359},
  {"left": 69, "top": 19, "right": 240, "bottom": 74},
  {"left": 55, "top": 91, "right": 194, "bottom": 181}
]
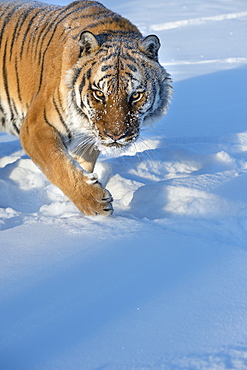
[
  {"left": 93, "top": 90, "right": 105, "bottom": 101},
  {"left": 131, "top": 92, "right": 143, "bottom": 103}
]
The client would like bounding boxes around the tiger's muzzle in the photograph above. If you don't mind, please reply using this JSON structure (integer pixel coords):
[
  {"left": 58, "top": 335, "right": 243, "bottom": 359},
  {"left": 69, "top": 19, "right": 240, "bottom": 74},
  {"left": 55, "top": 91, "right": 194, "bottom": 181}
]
[{"left": 98, "top": 124, "right": 139, "bottom": 149}]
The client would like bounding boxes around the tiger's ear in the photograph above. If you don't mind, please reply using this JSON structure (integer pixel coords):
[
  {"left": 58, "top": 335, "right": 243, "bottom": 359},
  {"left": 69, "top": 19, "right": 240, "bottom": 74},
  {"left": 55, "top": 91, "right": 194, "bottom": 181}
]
[
  {"left": 141, "top": 35, "right": 161, "bottom": 62},
  {"left": 78, "top": 31, "right": 100, "bottom": 56}
]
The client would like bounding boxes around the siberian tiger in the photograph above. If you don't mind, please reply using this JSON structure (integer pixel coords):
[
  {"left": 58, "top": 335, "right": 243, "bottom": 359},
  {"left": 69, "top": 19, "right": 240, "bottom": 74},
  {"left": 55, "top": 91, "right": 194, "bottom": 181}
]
[{"left": 0, "top": 0, "right": 172, "bottom": 216}]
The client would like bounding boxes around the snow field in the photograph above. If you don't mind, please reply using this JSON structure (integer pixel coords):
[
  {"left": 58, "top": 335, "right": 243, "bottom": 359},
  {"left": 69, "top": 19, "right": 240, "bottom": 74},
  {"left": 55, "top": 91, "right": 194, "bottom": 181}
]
[{"left": 1, "top": 0, "right": 247, "bottom": 368}]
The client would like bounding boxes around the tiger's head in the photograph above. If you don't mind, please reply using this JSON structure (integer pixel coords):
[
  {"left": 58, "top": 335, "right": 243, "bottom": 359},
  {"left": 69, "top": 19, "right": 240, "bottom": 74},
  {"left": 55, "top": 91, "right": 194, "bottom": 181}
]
[{"left": 67, "top": 31, "right": 172, "bottom": 155}]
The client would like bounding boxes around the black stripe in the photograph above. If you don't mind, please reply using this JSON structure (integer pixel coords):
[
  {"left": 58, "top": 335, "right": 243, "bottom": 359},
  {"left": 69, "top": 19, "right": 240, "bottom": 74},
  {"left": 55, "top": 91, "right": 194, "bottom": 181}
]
[
  {"left": 72, "top": 67, "right": 82, "bottom": 85},
  {"left": 36, "top": 1, "right": 104, "bottom": 60},
  {"left": 58, "top": 24, "right": 80, "bottom": 43},
  {"left": 81, "top": 30, "right": 140, "bottom": 44},
  {"left": 26, "top": 7, "right": 54, "bottom": 55},
  {"left": 79, "top": 19, "right": 119, "bottom": 32},
  {"left": 20, "top": 7, "right": 49, "bottom": 58},
  {"left": 123, "top": 43, "right": 136, "bottom": 50},
  {"left": 1, "top": 117, "right": 6, "bottom": 129},
  {"left": 56, "top": 88, "right": 65, "bottom": 111},
  {"left": 99, "top": 43, "right": 116, "bottom": 49},
  {"left": 9, "top": 12, "right": 24, "bottom": 60},
  {"left": 37, "top": 4, "right": 98, "bottom": 92},
  {"left": 79, "top": 75, "right": 86, "bottom": 96},
  {"left": 142, "top": 62, "right": 150, "bottom": 78},
  {"left": 121, "top": 52, "right": 137, "bottom": 63},
  {"left": 0, "top": 100, "right": 4, "bottom": 113},
  {"left": 125, "top": 72, "right": 135, "bottom": 80},
  {"left": 37, "top": 60, "right": 45, "bottom": 94},
  {"left": 43, "top": 108, "right": 55, "bottom": 130},
  {"left": 97, "top": 74, "right": 113, "bottom": 85},
  {"left": 31, "top": 4, "right": 59, "bottom": 60},
  {"left": 83, "top": 20, "right": 139, "bottom": 33},
  {"left": 119, "top": 60, "right": 125, "bottom": 71},
  {"left": 64, "top": 1, "right": 106, "bottom": 13},
  {"left": 11, "top": 98, "right": 20, "bottom": 119},
  {"left": 0, "top": 2, "right": 14, "bottom": 20},
  {"left": 94, "top": 48, "right": 112, "bottom": 57},
  {"left": 86, "top": 67, "right": 92, "bottom": 80},
  {"left": 14, "top": 8, "right": 30, "bottom": 43},
  {"left": 39, "top": 1, "right": 116, "bottom": 56},
  {"left": 72, "top": 9, "right": 111, "bottom": 21},
  {"left": 52, "top": 96, "right": 72, "bottom": 139},
  {"left": 101, "top": 65, "right": 112, "bottom": 72},
  {"left": 101, "top": 51, "right": 119, "bottom": 62},
  {"left": 35, "top": 8, "right": 59, "bottom": 65},
  {"left": 14, "top": 125, "right": 20, "bottom": 135},
  {"left": 70, "top": 85, "right": 80, "bottom": 114},
  {"left": 2, "top": 39, "right": 16, "bottom": 129},
  {"left": 98, "top": 30, "right": 139, "bottom": 38},
  {"left": 0, "top": 2, "right": 24, "bottom": 48},
  {"left": 127, "top": 64, "right": 137, "bottom": 72}
]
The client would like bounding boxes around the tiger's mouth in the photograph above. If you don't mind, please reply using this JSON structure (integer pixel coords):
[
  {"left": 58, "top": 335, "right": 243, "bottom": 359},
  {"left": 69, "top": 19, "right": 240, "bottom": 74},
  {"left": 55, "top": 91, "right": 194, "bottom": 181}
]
[
  {"left": 96, "top": 126, "right": 140, "bottom": 150},
  {"left": 95, "top": 132, "right": 139, "bottom": 154},
  {"left": 105, "top": 141, "right": 131, "bottom": 149},
  {"left": 100, "top": 132, "right": 139, "bottom": 150}
]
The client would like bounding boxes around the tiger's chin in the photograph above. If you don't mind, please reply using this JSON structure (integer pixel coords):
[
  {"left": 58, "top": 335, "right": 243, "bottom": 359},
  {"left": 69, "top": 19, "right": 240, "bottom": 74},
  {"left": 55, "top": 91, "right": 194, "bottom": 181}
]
[
  {"left": 96, "top": 139, "right": 137, "bottom": 156},
  {"left": 92, "top": 130, "right": 139, "bottom": 156}
]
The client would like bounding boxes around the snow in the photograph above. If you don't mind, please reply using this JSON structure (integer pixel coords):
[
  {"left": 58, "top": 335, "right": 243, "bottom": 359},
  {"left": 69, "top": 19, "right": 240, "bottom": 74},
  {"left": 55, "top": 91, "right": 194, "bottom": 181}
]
[{"left": 1, "top": 0, "right": 247, "bottom": 368}]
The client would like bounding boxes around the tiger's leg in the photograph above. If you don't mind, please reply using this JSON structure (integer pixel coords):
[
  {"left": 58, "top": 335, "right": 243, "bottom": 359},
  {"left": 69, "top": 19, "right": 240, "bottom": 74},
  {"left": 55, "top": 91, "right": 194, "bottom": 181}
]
[
  {"left": 70, "top": 149, "right": 100, "bottom": 173},
  {"left": 19, "top": 113, "right": 113, "bottom": 216}
]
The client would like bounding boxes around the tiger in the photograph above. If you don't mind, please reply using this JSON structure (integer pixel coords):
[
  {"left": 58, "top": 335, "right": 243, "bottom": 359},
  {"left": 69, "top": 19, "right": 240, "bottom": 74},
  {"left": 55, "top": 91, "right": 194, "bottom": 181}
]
[{"left": 0, "top": 0, "right": 172, "bottom": 216}]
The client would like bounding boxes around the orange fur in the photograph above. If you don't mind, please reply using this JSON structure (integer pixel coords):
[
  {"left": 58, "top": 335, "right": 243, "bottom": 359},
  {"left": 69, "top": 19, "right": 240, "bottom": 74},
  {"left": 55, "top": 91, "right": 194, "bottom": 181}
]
[{"left": 0, "top": 0, "right": 172, "bottom": 215}]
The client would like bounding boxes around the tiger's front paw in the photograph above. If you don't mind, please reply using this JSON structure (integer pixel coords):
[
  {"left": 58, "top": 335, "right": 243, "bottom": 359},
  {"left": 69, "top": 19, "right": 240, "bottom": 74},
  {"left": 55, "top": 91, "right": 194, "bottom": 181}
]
[
  {"left": 88, "top": 181, "right": 113, "bottom": 216},
  {"left": 74, "top": 177, "right": 113, "bottom": 216}
]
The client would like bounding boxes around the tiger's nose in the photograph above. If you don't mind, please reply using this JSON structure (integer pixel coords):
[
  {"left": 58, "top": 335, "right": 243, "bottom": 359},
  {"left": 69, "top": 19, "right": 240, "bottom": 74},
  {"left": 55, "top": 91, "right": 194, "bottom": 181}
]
[{"left": 105, "top": 131, "right": 127, "bottom": 141}]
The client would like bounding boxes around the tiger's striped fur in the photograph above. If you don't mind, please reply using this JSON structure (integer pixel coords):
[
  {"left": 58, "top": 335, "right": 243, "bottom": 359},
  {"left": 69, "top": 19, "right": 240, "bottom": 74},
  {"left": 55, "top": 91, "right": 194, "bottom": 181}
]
[{"left": 0, "top": 0, "right": 172, "bottom": 215}]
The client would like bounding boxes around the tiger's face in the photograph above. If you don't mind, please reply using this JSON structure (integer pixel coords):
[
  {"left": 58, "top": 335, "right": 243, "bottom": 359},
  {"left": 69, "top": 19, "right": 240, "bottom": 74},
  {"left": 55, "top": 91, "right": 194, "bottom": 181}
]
[
  {"left": 68, "top": 32, "right": 172, "bottom": 154},
  {"left": 86, "top": 85, "right": 141, "bottom": 151}
]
